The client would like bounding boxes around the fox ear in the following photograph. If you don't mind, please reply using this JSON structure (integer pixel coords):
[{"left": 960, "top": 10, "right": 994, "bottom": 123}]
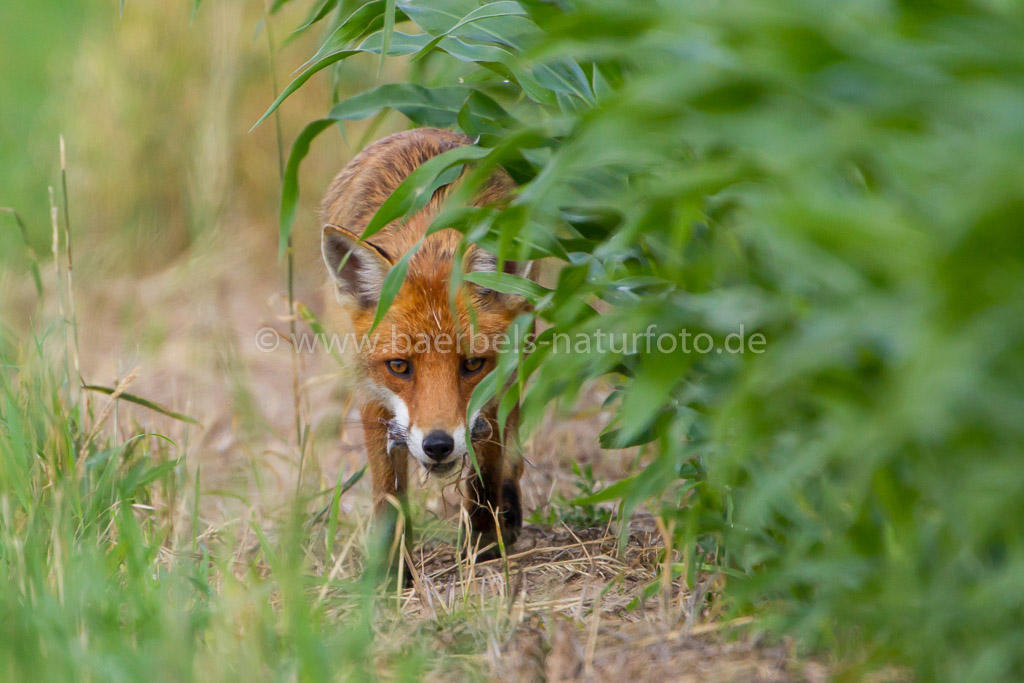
[
  {"left": 464, "top": 244, "right": 533, "bottom": 283},
  {"left": 322, "top": 224, "right": 392, "bottom": 308}
]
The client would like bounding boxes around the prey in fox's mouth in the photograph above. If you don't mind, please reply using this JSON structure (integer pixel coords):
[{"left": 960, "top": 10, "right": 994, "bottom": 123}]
[
  {"left": 383, "top": 416, "right": 491, "bottom": 478},
  {"left": 421, "top": 457, "right": 461, "bottom": 477}
]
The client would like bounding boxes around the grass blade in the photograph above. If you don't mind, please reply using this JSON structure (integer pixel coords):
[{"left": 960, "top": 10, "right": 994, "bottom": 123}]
[
  {"left": 82, "top": 384, "right": 199, "bottom": 425},
  {"left": 1, "top": 208, "right": 43, "bottom": 297}
]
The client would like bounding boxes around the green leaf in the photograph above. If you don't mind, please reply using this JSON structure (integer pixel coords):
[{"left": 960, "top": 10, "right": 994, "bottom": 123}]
[
  {"left": 369, "top": 241, "right": 419, "bottom": 333},
  {"left": 362, "top": 143, "right": 490, "bottom": 241},
  {"left": 380, "top": 0, "right": 396, "bottom": 74},
  {"left": 599, "top": 407, "right": 677, "bottom": 449},
  {"left": 326, "top": 83, "right": 498, "bottom": 129},
  {"left": 497, "top": 380, "right": 519, "bottom": 440},
  {"left": 532, "top": 59, "right": 595, "bottom": 105},
  {"left": 463, "top": 271, "right": 547, "bottom": 302},
  {"left": 308, "top": 0, "right": 392, "bottom": 57},
  {"left": 399, "top": 0, "right": 532, "bottom": 48},
  {"left": 612, "top": 348, "right": 686, "bottom": 446},
  {"left": 288, "top": 0, "right": 338, "bottom": 39},
  {"left": 254, "top": 1, "right": 412, "bottom": 128},
  {"left": 278, "top": 118, "right": 334, "bottom": 260},
  {"left": 410, "top": 1, "right": 528, "bottom": 63},
  {"left": 571, "top": 474, "right": 638, "bottom": 506},
  {"left": 464, "top": 346, "right": 516, "bottom": 481},
  {"left": 253, "top": 51, "right": 356, "bottom": 130}
]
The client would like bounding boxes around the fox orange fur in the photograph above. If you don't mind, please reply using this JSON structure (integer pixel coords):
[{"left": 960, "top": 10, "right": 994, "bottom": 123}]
[{"left": 320, "top": 128, "right": 529, "bottom": 562}]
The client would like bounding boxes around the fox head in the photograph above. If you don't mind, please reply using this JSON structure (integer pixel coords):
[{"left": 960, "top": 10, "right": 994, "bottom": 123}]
[{"left": 322, "top": 223, "right": 529, "bottom": 474}]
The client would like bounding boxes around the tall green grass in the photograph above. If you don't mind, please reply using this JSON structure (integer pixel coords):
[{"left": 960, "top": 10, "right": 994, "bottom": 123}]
[
  {"left": 266, "top": 0, "right": 1024, "bottom": 678},
  {"left": 0, "top": 326, "right": 190, "bottom": 679},
  {"left": 0, "top": 322, "right": 452, "bottom": 679}
]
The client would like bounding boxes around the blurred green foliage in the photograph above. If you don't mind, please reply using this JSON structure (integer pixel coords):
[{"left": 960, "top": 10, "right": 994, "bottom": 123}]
[
  {"left": 0, "top": 0, "right": 91, "bottom": 258},
  {"left": 528, "top": 462, "right": 613, "bottom": 529},
  {"left": 272, "top": 0, "right": 1024, "bottom": 678},
  {"left": 0, "top": 327, "right": 428, "bottom": 680}
]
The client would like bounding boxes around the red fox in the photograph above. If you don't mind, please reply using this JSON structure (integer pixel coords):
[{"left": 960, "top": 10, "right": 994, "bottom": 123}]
[{"left": 320, "top": 128, "right": 529, "bottom": 562}]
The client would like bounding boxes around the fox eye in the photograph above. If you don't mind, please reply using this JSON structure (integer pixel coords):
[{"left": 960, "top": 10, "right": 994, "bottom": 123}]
[
  {"left": 461, "top": 357, "right": 486, "bottom": 376},
  {"left": 386, "top": 359, "right": 411, "bottom": 377}
]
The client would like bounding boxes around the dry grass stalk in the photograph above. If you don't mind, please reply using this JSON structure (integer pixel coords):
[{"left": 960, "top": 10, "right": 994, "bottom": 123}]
[
  {"left": 58, "top": 135, "right": 81, "bottom": 398},
  {"left": 260, "top": 1, "right": 306, "bottom": 492},
  {"left": 80, "top": 365, "right": 140, "bottom": 459},
  {"left": 48, "top": 186, "right": 69, "bottom": 388}
]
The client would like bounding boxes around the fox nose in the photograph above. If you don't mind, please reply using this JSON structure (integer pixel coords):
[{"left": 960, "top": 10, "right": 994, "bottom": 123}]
[{"left": 422, "top": 430, "right": 454, "bottom": 461}]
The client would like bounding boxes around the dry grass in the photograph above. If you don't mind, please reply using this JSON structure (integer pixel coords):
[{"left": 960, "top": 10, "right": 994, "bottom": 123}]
[{"left": 406, "top": 519, "right": 812, "bottom": 682}]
